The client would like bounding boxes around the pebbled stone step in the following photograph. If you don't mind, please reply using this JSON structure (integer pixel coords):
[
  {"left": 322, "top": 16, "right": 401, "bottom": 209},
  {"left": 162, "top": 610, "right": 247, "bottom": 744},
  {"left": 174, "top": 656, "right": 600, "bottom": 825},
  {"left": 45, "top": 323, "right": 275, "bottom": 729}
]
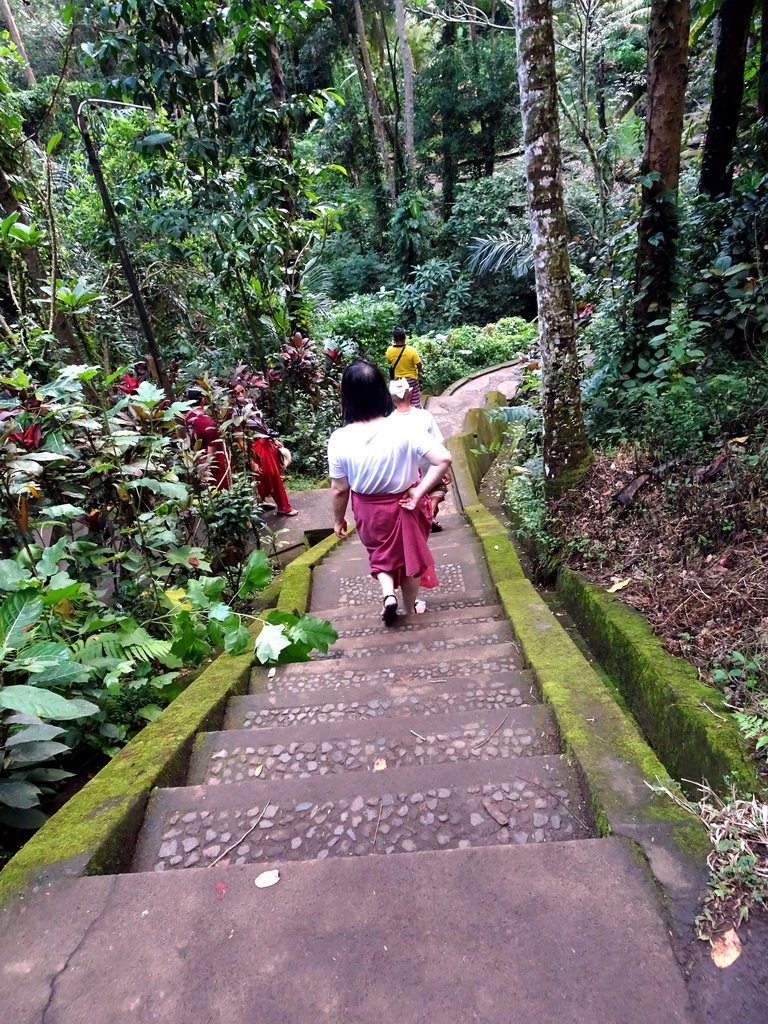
[
  {"left": 189, "top": 706, "right": 559, "bottom": 785},
  {"left": 252, "top": 644, "right": 527, "bottom": 699},
  {"left": 333, "top": 602, "right": 507, "bottom": 639},
  {"left": 310, "top": 557, "right": 490, "bottom": 611},
  {"left": 227, "top": 672, "right": 535, "bottom": 731},
  {"left": 313, "top": 616, "right": 515, "bottom": 660},
  {"left": 317, "top": 592, "right": 498, "bottom": 629},
  {"left": 131, "top": 756, "right": 590, "bottom": 873}
]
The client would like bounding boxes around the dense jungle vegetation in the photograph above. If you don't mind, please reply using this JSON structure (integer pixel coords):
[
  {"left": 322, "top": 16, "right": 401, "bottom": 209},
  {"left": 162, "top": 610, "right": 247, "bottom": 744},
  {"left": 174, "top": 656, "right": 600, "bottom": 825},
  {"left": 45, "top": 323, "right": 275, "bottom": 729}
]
[{"left": 0, "top": 0, "right": 766, "bottom": 880}]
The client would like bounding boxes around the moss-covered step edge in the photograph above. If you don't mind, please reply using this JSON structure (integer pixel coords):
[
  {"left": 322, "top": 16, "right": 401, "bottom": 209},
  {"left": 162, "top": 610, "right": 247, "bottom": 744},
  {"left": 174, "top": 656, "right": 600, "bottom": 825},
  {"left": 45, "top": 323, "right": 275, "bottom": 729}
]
[
  {"left": 447, "top": 418, "right": 710, "bottom": 917},
  {"left": 556, "top": 568, "right": 759, "bottom": 796},
  {"left": 0, "top": 529, "right": 345, "bottom": 907}
]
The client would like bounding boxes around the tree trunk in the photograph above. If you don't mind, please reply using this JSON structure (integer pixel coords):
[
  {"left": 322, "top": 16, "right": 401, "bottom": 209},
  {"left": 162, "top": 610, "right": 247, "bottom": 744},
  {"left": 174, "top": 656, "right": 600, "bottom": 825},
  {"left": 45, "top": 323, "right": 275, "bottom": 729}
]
[
  {"left": 351, "top": 0, "right": 396, "bottom": 201},
  {"left": 394, "top": 0, "right": 416, "bottom": 175},
  {"left": 633, "top": 0, "right": 690, "bottom": 336},
  {"left": 0, "top": 166, "right": 83, "bottom": 360},
  {"left": 513, "top": 0, "right": 591, "bottom": 495},
  {"left": 440, "top": 19, "right": 457, "bottom": 217},
  {"left": 0, "top": 0, "right": 36, "bottom": 87},
  {"left": 699, "top": 0, "right": 754, "bottom": 197},
  {"left": 760, "top": 0, "right": 768, "bottom": 118}
]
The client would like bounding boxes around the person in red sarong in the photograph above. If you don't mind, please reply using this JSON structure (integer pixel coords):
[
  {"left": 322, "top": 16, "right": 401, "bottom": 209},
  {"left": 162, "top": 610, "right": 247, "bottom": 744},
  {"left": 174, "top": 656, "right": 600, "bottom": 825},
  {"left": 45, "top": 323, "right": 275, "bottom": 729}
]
[
  {"left": 327, "top": 360, "right": 452, "bottom": 625},
  {"left": 184, "top": 387, "right": 231, "bottom": 491},
  {"left": 250, "top": 435, "right": 297, "bottom": 516}
]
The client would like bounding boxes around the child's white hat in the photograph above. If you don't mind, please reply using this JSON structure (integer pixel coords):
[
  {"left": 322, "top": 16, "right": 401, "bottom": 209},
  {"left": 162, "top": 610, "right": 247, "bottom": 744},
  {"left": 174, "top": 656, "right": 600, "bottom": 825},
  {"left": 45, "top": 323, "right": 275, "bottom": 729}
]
[{"left": 389, "top": 378, "right": 411, "bottom": 398}]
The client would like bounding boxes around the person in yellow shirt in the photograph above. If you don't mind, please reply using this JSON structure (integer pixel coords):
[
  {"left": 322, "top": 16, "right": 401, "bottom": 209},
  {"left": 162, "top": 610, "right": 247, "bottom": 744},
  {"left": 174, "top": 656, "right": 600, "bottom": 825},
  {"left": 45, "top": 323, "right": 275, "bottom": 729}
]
[{"left": 386, "top": 325, "right": 424, "bottom": 407}]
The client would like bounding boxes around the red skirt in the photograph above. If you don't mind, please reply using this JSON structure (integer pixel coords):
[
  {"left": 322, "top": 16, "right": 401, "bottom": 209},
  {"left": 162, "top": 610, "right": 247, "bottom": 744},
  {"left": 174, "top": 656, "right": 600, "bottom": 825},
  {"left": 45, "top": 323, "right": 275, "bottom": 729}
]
[{"left": 351, "top": 489, "right": 437, "bottom": 589}]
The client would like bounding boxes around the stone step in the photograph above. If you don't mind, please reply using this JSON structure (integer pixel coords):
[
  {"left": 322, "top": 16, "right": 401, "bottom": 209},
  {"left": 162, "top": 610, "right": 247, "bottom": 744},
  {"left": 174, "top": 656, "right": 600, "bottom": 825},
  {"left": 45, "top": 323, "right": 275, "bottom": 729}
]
[
  {"left": 333, "top": 601, "right": 507, "bottom": 639},
  {"left": 317, "top": 591, "right": 498, "bottom": 629},
  {"left": 131, "top": 755, "right": 590, "bottom": 873},
  {"left": 227, "top": 672, "right": 535, "bottom": 731},
  {"left": 313, "top": 616, "right": 515, "bottom": 661},
  {"left": 190, "top": 706, "right": 559, "bottom": 786},
  {"left": 309, "top": 555, "right": 490, "bottom": 612},
  {"left": 31, "top": 842, "right": 697, "bottom": 1024},
  {"left": 252, "top": 643, "right": 526, "bottom": 700}
]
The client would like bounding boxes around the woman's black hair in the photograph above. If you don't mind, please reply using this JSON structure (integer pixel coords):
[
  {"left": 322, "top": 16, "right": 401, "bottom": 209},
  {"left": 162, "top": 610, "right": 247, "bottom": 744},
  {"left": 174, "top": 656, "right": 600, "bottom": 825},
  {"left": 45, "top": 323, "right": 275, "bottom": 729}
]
[{"left": 340, "top": 360, "right": 393, "bottom": 425}]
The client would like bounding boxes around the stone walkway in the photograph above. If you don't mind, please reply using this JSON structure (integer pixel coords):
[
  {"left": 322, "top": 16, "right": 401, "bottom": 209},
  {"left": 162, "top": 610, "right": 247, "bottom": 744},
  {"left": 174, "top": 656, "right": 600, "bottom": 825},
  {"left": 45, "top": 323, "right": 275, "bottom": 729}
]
[{"left": 0, "top": 380, "right": 698, "bottom": 1023}]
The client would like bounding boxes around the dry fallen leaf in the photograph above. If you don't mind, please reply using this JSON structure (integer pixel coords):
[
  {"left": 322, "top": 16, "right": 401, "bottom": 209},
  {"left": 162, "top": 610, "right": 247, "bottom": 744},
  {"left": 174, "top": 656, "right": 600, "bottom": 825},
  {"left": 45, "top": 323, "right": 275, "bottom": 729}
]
[
  {"left": 255, "top": 869, "right": 280, "bottom": 889},
  {"left": 711, "top": 928, "right": 742, "bottom": 968},
  {"left": 254, "top": 765, "right": 263, "bottom": 777},
  {"left": 373, "top": 758, "right": 387, "bottom": 771},
  {"left": 607, "top": 578, "right": 632, "bottom": 593},
  {"left": 728, "top": 436, "right": 749, "bottom": 445}
]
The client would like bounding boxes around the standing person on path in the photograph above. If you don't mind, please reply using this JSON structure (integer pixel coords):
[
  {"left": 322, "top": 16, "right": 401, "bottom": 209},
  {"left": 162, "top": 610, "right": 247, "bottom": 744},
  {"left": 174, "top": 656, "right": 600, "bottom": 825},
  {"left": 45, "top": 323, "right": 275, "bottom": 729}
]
[
  {"left": 184, "top": 386, "right": 232, "bottom": 491},
  {"left": 386, "top": 325, "right": 424, "bottom": 407},
  {"left": 328, "top": 361, "right": 452, "bottom": 624},
  {"left": 389, "top": 378, "right": 451, "bottom": 532}
]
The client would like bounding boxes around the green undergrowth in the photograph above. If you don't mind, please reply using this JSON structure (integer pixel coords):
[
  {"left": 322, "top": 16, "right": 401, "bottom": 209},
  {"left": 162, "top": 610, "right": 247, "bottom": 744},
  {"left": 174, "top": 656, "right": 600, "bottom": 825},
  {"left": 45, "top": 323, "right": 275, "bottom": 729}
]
[{"left": 0, "top": 528, "right": 346, "bottom": 905}]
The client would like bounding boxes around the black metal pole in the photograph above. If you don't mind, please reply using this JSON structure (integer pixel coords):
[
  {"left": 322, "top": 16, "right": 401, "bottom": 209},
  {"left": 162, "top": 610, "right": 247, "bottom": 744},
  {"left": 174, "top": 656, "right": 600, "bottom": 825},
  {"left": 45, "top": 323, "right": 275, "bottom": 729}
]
[{"left": 70, "top": 95, "right": 172, "bottom": 398}]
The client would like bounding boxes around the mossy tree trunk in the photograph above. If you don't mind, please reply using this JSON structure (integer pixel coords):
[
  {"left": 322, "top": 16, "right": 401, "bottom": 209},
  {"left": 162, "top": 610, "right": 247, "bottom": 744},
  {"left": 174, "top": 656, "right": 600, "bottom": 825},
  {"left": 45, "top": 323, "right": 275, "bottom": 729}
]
[
  {"left": 352, "top": 0, "right": 396, "bottom": 202},
  {"left": 699, "top": 0, "right": 754, "bottom": 198},
  {"left": 394, "top": 0, "right": 416, "bottom": 176},
  {"left": 633, "top": 0, "right": 690, "bottom": 337},
  {"left": 512, "top": 0, "right": 592, "bottom": 496},
  {"left": 0, "top": 0, "right": 36, "bottom": 86}
]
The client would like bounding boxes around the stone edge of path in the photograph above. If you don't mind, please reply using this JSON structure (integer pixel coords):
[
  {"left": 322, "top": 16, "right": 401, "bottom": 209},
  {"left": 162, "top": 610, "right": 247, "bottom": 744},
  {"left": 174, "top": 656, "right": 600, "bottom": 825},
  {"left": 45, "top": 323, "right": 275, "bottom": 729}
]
[
  {"left": 441, "top": 358, "right": 525, "bottom": 396},
  {"left": 445, "top": 405, "right": 712, "bottom": 945},
  {"left": 0, "top": 529, "right": 349, "bottom": 907}
]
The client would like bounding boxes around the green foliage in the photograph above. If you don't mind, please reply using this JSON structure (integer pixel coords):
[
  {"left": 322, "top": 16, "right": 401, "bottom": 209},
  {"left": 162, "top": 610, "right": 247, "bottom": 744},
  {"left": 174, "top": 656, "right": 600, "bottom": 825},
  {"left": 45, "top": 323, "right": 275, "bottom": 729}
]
[
  {"left": 411, "top": 317, "right": 537, "bottom": 394},
  {"left": 314, "top": 292, "right": 402, "bottom": 356}
]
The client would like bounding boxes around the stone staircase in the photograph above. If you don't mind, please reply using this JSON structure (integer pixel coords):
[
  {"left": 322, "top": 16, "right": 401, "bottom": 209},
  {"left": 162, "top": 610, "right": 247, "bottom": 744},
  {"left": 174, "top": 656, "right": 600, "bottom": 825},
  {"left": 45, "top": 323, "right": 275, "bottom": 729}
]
[{"left": 131, "top": 496, "right": 592, "bottom": 874}]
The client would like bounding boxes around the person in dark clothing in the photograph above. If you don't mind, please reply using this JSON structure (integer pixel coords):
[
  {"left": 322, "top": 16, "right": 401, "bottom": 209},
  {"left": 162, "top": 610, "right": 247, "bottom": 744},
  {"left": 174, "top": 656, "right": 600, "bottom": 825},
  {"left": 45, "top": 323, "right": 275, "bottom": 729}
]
[{"left": 184, "top": 386, "right": 232, "bottom": 491}]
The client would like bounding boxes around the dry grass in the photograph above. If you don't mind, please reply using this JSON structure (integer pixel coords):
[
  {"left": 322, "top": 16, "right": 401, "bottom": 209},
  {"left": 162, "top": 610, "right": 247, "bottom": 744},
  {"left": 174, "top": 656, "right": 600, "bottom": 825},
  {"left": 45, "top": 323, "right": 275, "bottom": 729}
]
[
  {"left": 555, "top": 444, "right": 768, "bottom": 695},
  {"left": 652, "top": 780, "right": 768, "bottom": 938}
]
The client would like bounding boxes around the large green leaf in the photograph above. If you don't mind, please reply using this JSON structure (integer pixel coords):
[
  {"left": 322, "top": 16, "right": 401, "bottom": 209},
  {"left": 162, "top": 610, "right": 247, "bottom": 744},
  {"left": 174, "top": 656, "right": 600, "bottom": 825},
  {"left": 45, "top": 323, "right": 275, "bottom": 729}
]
[
  {"left": 5, "top": 640, "right": 70, "bottom": 670},
  {"left": 0, "top": 779, "right": 41, "bottom": 809},
  {"left": 0, "top": 806, "right": 48, "bottom": 829},
  {"left": 0, "top": 592, "right": 44, "bottom": 653},
  {"left": 7, "top": 740, "right": 71, "bottom": 764},
  {"left": 37, "top": 537, "right": 69, "bottom": 579},
  {"left": 5, "top": 723, "right": 67, "bottom": 746},
  {"left": 0, "top": 685, "right": 97, "bottom": 720},
  {"left": 254, "top": 622, "right": 292, "bottom": 664},
  {"left": 223, "top": 622, "right": 250, "bottom": 655},
  {"left": 237, "top": 549, "right": 272, "bottom": 598},
  {"left": 0, "top": 560, "right": 33, "bottom": 592},
  {"left": 287, "top": 615, "right": 338, "bottom": 654},
  {"left": 126, "top": 478, "right": 189, "bottom": 503}
]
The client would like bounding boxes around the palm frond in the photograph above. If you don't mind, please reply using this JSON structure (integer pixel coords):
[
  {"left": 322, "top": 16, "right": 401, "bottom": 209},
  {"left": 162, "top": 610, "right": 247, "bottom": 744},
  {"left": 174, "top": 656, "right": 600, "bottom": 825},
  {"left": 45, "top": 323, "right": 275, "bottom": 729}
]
[{"left": 466, "top": 232, "right": 534, "bottom": 278}]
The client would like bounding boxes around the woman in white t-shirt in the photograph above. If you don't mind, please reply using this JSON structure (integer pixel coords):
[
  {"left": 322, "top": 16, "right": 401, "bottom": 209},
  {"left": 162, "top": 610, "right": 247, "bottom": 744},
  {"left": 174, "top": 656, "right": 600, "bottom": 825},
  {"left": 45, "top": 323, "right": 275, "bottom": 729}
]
[{"left": 328, "top": 361, "right": 452, "bottom": 624}]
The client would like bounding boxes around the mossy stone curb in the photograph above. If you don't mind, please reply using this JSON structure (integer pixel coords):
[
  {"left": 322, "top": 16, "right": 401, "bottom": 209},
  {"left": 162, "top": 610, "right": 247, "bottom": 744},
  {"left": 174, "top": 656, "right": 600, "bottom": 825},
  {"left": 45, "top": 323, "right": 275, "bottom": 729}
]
[
  {"left": 0, "top": 529, "right": 346, "bottom": 906},
  {"left": 557, "top": 568, "right": 759, "bottom": 796},
  {"left": 460, "top": 495, "right": 709, "bottom": 912},
  {"left": 447, "top": 402, "right": 709, "bottom": 925}
]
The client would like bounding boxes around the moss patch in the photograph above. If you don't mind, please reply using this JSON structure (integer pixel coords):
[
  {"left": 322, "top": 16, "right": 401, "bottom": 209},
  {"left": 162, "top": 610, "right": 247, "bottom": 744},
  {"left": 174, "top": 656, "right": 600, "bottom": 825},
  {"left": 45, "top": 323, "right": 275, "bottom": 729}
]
[{"left": 557, "top": 568, "right": 759, "bottom": 797}]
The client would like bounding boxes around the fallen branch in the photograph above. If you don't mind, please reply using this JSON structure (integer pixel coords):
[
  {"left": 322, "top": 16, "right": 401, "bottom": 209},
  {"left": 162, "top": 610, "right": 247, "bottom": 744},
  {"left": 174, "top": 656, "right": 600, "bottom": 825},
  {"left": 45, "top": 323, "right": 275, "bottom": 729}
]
[{"left": 208, "top": 803, "right": 268, "bottom": 867}]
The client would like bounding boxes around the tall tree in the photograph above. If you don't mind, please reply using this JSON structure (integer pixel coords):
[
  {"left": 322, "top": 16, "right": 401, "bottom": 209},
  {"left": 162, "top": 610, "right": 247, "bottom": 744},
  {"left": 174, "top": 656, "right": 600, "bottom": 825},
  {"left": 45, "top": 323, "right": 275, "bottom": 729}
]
[
  {"left": 699, "top": 0, "right": 755, "bottom": 197},
  {"left": 633, "top": 0, "right": 690, "bottom": 337},
  {"left": 0, "top": 0, "right": 36, "bottom": 86},
  {"left": 394, "top": 0, "right": 416, "bottom": 174},
  {"left": 351, "top": 0, "right": 397, "bottom": 200},
  {"left": 513, "top": 0, "right": 591, "bottom": 494},
  {"left": 760, "top": 0, "right": 768, "bottom": 118}
]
